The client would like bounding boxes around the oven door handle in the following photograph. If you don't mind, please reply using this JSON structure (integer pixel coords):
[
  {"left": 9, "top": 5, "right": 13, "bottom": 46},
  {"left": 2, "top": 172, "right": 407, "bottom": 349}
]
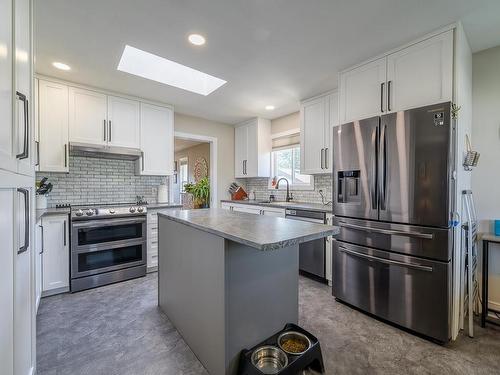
[{"left": 72, "top": 217, "right": 146, "bottom": 228}]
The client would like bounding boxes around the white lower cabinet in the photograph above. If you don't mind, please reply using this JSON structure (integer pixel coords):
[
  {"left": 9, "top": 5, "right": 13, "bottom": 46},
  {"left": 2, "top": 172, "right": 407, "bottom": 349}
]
[
  {"left": 35, "top": 220, "right": 43, "bottom": 311},
  {"left": 146, "top": 208, "right": 178, "bottom": 271},
  {"left": 221, "top": 202, "right": 285, "bottom": 218},
  {"left": 41, "top": 214, "right": 70, "bottom": 295}
]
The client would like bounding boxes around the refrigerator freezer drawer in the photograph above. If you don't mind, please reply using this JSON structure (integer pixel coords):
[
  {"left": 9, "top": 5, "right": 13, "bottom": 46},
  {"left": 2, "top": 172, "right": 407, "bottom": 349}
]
[
  {"left": 334, "top": 216, "right": 452, "bottom": 262},
  {"left": 332, "top": 240, "right": 451, "bottom": 342}
]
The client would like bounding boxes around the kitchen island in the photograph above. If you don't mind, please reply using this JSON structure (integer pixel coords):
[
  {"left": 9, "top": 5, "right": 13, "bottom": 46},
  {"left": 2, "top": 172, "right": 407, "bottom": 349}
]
[{"left": 157, "top": 208, "right": 338, "bottom": 375}]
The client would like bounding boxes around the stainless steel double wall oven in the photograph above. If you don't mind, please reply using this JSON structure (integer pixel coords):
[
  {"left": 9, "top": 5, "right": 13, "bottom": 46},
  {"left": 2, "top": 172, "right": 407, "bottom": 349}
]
[
  {"left": 70, "top": 204, "right": 147, "bottom": 292},
  {"left": 332, "top": 102, "right": 455, "bottom": 342}
]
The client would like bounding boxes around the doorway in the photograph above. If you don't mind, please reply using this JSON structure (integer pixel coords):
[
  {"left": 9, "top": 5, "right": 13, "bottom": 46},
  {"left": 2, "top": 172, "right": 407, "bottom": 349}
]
[{"left": 171, "top": 132, "right": 217, "bottom": 207}]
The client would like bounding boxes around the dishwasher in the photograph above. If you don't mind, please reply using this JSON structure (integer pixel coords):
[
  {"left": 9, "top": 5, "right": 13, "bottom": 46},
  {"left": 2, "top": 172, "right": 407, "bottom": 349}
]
[{"left": 285, "top": 209, "right": 326, "bottom": 281}]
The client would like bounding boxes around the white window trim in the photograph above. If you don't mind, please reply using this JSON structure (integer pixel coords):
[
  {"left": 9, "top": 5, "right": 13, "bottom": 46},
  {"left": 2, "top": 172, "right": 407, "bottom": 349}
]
[{"left": 268, "top": 144, "right": 315, "bottom": 191}]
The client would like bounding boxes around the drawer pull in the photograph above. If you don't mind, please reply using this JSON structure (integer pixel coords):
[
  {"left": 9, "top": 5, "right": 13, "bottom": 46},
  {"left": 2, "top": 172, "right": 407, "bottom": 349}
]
[
  {"left": 339, "top": 246, "right": 433, "bottom": 272},
  {"left": 339, "top": 222, "right": 433, "bottom": 240}
]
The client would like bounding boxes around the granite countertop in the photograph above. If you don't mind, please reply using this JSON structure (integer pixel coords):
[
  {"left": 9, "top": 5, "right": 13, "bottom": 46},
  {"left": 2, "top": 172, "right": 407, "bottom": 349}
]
[
  {"left": 36, "top": 207, "right": 71, "bottom": 222},
  {"left": 159, "top": 208, "right": 339, "bottom": 251},
  {"left": 220, "top": 199, "right": 333, "bottom": 213},
  {"left": 146, "top": 203, "right": 183, "bottom": 210}
]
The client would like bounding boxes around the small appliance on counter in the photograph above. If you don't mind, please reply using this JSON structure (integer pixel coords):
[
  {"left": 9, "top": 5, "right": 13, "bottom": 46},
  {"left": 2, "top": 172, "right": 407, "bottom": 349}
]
[
  {"left": 36, "top": 177, "right": 53, "bottom": 209},
  {"left": 228, "top": 182, "right": 248, "bottom": 201},
  {"left": 157, "top": 183, "right": 169, "bottom": 203}
]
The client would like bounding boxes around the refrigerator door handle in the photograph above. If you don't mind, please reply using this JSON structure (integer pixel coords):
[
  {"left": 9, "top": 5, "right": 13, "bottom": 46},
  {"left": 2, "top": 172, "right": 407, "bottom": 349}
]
[
  {"left": 370, "top": 126, "right": 378, "bottom": 210},
  {"left": 338, "top": 221, "right": 434, "bottom": 239},
  {"left": 379, "top": 123, "right": 387, "bottom": 210},
  {"left": 339, "top": 246, "right": 433, "bottom": 272}
]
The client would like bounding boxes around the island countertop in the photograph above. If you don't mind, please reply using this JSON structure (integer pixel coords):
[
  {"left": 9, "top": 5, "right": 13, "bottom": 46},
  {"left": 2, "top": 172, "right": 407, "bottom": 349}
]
[{"left": 158, "top": 208, "right": 339, "bottom": 251}]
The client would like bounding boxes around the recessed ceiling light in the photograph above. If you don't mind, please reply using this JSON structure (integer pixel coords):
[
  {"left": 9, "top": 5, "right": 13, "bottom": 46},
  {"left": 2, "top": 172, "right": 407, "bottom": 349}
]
[
  {"left": 265, "top": 105, "right": 275, "bottom": 110},
  {"left": 188, "top": 34, "right": 206, "bottom": 46},
  {"left": 52, "top": 61, "right": 71, "bottom": 71},
  {"left": 117, "top": 45, "right": 226, "bottom": 96}
]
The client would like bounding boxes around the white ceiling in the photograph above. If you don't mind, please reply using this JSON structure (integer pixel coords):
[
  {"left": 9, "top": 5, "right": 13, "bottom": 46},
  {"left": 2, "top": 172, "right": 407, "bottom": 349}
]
[{"left": 35, "top": 0, "right": 500, "bottom": 125}]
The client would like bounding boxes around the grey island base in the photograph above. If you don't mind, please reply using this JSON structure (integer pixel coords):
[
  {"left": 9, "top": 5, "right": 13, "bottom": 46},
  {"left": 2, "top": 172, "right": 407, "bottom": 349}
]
[{"left": 157, "top": 209, "right": 338, "bottom": 375}]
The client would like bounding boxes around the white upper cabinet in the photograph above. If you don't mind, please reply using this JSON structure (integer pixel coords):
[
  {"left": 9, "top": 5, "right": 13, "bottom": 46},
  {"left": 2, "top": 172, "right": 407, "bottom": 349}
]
[
  {"left": 234, "top": 125, "right": 248, "bottom": 178},
  {"left": 41, "top": 214, "right": 69, "bottom": 293},
  {"left": 107, "top": 95, "right": 140, "bottom": 148},
  {"left": 234, "top": 118, "right": 271, "bottom": 178},
  {"left": 14, "top": 0, "right": 34, "bottom": 177},
  {"left": 38, "top": 80, "right": 69, "bottom": 172},
  {"left": 339, "top": 58, "right": 386, "bottom": 124},
  {"left": 0, "top": 0, "right": 16, "bottom": 174},
  {"left": 300, "top": 91, "right": 337, "bottom": 174},
  {"left": 69, "top": 87, "right": 107, "bottom": 145},
  {"left": 386, "top": 30, "right": 453, "bottom": 112},
  {"left": 339, "top": 30, "right": 454, "bottom": 124},
  {"left": 138, "top": 103, "right": 174, "bottom": 176}
]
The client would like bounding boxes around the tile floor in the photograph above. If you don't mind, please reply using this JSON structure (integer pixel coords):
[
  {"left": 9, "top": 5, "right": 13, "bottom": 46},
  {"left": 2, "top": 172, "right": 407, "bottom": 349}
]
[{"left": 37, "top": 273, "right": 500, "bottom": 374}]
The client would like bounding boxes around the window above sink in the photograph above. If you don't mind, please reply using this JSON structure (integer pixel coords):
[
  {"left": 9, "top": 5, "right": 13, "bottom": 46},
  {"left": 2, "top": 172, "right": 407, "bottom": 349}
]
[{"left": 268, "top": 145, "right": 314, "bottom": 190}]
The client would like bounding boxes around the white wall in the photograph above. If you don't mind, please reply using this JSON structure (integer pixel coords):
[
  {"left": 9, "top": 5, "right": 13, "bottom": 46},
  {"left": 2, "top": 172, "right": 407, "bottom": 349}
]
[
  {"left": 472, "top": 45, "right": 500, "bottom": 310},
  {"left": 174, "top": 113, "right": 234, "bottom": 205}
]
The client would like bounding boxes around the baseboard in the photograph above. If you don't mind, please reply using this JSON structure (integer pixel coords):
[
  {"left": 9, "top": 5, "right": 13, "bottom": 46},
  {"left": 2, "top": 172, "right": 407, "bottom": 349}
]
[
  {"left": 147, "top": 266, "right": 158, "bottom": 273},
  {"left": 488, "top": 300, "right": 500, "bottom": 313},
  {"left": 42, "top": 286, "right": 69, "bottom": 297}
]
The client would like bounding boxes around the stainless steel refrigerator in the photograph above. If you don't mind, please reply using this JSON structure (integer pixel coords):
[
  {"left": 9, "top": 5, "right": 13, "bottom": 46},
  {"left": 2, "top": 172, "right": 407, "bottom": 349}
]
[{"left": 332, "top": 102, "right": 454, "bottom": 343}]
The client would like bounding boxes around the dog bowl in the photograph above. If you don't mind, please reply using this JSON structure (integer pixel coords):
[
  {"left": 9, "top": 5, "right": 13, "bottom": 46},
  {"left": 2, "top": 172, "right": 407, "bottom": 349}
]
[
  {"left": 251, "top": 345, "right": 288, "bottom": 374},
  {"left": 277, "top": 331, "right": 311, "bottom": 355}
]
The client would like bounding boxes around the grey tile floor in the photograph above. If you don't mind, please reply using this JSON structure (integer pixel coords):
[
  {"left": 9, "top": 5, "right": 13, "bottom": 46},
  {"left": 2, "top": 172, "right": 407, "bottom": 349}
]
[{"left": 37, "top": 273, "right": 500, "bottom": 375}]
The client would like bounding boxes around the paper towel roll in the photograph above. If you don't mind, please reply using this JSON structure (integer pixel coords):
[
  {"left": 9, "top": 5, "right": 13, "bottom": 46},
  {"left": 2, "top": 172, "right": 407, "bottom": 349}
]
[{"left": 157, "top": 184, "right": 169, "bottom": 203}]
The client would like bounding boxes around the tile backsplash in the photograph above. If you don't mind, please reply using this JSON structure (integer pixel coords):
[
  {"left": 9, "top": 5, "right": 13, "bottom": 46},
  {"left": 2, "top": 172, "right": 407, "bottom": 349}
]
[
  {"left": 236, "top": 174, "right": 332, "bottom": 204},
  {"left": 36, "top": 155, "right": 168, "bottom": 207}
]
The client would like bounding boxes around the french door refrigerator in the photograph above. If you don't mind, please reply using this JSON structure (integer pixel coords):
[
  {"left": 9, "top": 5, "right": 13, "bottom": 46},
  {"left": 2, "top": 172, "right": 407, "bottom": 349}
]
[{"left": 332, "top": 102, "right": 454, "bottom": 342}]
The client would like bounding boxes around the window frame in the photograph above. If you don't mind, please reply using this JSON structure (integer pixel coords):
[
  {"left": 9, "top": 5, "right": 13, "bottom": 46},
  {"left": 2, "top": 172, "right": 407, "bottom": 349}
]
[{"left": 267, "top": 144, "right": 314, "bottom": 191}]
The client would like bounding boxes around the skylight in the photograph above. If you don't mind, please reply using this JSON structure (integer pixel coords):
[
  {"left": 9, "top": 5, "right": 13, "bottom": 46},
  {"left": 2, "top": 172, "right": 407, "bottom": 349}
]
[{"left": 117, "top": 45, "right": 226, "bottom": 96}]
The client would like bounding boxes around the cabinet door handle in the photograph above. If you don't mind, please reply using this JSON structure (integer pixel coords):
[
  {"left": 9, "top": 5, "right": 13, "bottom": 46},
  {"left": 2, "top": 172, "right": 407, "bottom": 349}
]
[
  {"left": 63, "top": 220, "right": 67, "bottom": 246},
  {"left": 325, "top": 148, "right": 329, "bottom": 170},
  {"left": 320, "top": 148, "right": 325, "bottom": 169},
  {"left": 17, "top": 188, "right": 29, "bottom": 254},
  {"left": 35, "top": 141, "right": 40, "bottom": 167},
  {"left": 64, "top": 144, "right": 68, "bottom": 167},
  {"left": 387, "top": 80, "right": 392, "bottom": 112},
  {"left": 39, "top": 225, "right": 44, "bottom": 254},
  {"left": 380, "top": 82, "right": 385, "bottom": 113},
  {"left": 108, "top": 120, "right": 112, "bottom": 142},
  {"left": 141, "top": 151, "right": 145, "bottom": 171},
  {"left": 103, "top": 120, "right": 107, "bottom": 141},
  {"left": 16, "top": 92, "right": 29, "bottom": 160}
]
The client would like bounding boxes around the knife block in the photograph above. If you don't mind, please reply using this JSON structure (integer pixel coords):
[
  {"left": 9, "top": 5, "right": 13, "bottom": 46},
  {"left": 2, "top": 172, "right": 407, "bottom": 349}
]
[{"left": 231, "top": 187, "right": 248, "bottom": 201}]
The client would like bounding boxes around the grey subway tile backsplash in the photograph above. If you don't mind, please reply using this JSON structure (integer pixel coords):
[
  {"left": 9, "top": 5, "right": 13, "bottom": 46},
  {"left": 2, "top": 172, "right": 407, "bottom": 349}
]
[
  {"left": 236, "top": 174, "right": 332, "bottom": 204},
  {"left": 36, "top": 156, "right": 168, "bottom": 207}
]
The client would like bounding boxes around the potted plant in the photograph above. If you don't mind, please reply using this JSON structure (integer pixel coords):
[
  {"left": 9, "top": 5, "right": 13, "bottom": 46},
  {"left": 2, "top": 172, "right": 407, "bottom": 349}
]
[{"left": 184, "top": 177, "right": 210, "bottom": 208}]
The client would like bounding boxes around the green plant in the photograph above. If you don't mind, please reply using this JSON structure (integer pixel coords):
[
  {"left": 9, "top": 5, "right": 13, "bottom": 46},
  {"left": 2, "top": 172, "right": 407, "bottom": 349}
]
[{"left": 184, "top": 177, "right": 210, "bottom": 207}]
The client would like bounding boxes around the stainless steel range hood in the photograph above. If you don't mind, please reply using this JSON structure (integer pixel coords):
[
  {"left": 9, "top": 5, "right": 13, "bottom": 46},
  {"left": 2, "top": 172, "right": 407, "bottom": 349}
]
[{"left": 70, "top": 142, "right": 142, "bottom": 161}]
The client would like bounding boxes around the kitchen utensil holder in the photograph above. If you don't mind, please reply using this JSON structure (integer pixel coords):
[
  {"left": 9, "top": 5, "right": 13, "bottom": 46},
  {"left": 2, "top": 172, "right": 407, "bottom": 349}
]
[
  {"left": 463, "top": 135, "right": 480, "bottom": 171},
  {"left": 238, "top": 323, "right": 325, "bottom": 375}
]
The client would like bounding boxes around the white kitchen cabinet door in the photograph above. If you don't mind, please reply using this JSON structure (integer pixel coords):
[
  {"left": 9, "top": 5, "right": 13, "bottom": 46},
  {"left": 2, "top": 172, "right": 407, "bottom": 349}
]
[
  {"left": 245, "top": 120, "right": 259, "bottom": 177},
  {"left": 300, "top": 95, "right": 327, "bottom": 175},
  {"left": 0, "top": 0, "right": 16, "bottom": 174},
  {"left": 234, "top": 125, "right": 247, "bottom": 178},
  {"left": 107, "top": 96, "right": 140, "bottom": 148},
  {"left": 14, "top": 0, "right": 34, "bottom": 177},
  {"left": 0, "top": 188, "right": 14, "bottom": 375},
  {"left": 339, "top": 57, "right": 387, "bottom": 123},
  {"left": 69, "top": 87, "right": 107, "bottom": 146},
  {"left": 14, "top": 185, "right": 33, "bottom": 375},
  {"left": 325, "top": 92, "right": 339, "bottom": 173},
  {"left": 38, "top": 80, "right": 69, "bottom": 172},
  {"left": 387, "top": 30, "right": 453, "bottom": 113},
  {"left": 139, "top": 103, "right": 173, "bottom": 176},
  {"left": 35, "top": 221, "right": 42, "bottom": 312},
  {"left": 42, "top": 215, "right": 69, "bottom": 293},
  {"left": 231, "top": 204, "right": 262, "bottom": 215}
]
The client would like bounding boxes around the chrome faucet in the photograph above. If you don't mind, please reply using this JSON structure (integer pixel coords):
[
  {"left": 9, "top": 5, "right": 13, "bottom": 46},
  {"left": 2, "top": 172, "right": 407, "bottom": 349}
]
[{"left": 275, "top": 177, "right": 292, "bottom": 202}]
